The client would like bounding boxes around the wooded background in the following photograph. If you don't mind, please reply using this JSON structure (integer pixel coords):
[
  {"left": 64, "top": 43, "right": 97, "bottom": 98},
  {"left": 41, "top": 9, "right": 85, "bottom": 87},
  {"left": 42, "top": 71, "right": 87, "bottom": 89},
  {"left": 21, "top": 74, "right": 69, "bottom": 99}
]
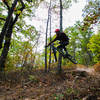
[{"left": 0, "top": 0, "right": 100, "bottom": 72}]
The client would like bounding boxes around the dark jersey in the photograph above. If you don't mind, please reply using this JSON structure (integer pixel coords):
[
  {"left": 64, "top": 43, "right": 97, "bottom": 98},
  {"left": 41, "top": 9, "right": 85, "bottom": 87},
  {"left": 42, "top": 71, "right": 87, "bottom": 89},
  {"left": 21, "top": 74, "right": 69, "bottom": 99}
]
[{"left": 54, "top": 32, "right": 69, "bottom": 43}]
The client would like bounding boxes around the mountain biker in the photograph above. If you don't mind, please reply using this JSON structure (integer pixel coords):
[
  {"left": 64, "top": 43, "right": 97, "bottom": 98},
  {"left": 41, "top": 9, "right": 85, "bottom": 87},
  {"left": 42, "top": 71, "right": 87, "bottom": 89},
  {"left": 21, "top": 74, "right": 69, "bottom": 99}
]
[{"left": 46, "top": 29, "right": 69, "bottom": 54}]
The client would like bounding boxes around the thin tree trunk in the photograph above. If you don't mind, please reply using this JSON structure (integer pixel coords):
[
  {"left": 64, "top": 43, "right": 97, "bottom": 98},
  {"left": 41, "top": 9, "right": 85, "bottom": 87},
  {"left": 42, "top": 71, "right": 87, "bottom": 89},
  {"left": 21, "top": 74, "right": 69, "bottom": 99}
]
[
  {"left": 45, "top": 14, "right": 49, "bottom": 72},
  {"left": 57, "top": 0, "right": 63, "bottom": 74},
  {"left": 73, "top": 42, "right": 76, "bottom": 59},
  {"left": 48, "top": 0, "right": 52, "bottom": 71},
  {"left": 45, "top": 2, "right": 51, "bottom": 72},
  {"left": 60, "top": 0, "right": 63, "bottom": 32},
  {"left": 87, "top": 51, "right": 92, "bottom": 65}
]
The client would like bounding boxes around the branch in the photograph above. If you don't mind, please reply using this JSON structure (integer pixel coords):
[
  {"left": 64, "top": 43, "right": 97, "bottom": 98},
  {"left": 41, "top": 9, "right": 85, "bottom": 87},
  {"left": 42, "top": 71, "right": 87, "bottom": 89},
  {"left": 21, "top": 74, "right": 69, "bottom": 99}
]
[
  {"left": 0, "top": 17, "right": 6, "bottom": 21},
  {"left": 3, "top": 0, "right": 10, "bottom": 11},
  {"left": 20, "top": 0, "right": 25, "bottom": 11},
  {"left": 12, "top": 0, "right": 25, "bottom": 25},
  {"left": 15, "top": 26, "right": 20, "bottom": 31},
  {"left": 26, "top": 0, "right": 32, "bottom": 2}
]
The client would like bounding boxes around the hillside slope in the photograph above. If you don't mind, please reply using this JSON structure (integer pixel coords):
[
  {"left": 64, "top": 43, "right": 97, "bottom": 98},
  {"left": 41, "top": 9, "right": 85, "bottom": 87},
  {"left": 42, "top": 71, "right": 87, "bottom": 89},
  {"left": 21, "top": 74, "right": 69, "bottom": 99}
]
[{"left": 0, "top": 65, "right": 100, "bottom": 100}]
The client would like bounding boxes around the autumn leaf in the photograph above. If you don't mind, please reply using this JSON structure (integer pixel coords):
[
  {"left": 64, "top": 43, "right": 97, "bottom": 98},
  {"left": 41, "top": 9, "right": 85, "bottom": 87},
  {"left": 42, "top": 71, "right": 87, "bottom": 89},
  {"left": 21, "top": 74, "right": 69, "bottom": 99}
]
[{"left": 14, "top": 8, "right": 16, "bottom": 11}]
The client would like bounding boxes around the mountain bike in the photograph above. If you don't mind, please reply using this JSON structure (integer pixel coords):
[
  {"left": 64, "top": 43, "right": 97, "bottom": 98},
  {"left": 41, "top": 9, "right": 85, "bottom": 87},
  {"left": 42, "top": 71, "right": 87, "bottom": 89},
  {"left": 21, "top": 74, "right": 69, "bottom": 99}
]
[{"left": 50, "top": 43, "right": 77, "bottom": 64}]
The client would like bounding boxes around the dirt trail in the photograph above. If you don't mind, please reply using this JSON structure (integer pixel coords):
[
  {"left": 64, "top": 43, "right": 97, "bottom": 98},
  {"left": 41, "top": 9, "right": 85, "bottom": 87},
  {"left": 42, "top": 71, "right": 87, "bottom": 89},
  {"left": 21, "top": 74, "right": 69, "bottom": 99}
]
[
  {"left": 0, "top": 65, "right": 100, "bottom": 100},
  {"left": 76, "top": 67, "right": 94, "bottom": 74},
  {"left": 76, "top": 64, "right": 98, "bottom": 74}
]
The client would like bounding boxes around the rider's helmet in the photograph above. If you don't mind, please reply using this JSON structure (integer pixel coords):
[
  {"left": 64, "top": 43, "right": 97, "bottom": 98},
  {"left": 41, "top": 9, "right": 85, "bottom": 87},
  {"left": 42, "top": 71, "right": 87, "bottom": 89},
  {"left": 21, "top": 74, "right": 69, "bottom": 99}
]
[{"left": 55, "top": 29, "right": 60, "bottom": 32}]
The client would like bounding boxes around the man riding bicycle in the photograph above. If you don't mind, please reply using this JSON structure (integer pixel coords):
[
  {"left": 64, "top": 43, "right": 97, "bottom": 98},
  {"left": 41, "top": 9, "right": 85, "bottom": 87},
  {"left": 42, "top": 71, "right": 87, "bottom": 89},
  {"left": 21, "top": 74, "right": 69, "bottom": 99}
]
[{"left": 46, "top": 29, "right": 69, "bottom": 55}]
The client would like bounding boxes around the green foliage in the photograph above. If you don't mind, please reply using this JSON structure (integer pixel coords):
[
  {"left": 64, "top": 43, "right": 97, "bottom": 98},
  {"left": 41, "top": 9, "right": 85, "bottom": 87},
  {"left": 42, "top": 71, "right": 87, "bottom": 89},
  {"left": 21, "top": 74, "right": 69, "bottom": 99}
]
[
  {"left": 2, "top": 19, "right": 39, "bottom": 71},
  {"left": 63, "top": 0, "right": 78, "bottom": 9},
  {"left": 64, "top": 21, "right": 93, "bottom": 65},
  {"left": 88, "top": 33, "right": 100, "bottom": 63},
  {"left": 0, "top": 0, "right": 44, "bottom": 71},
  {"left": 5, "top": 54, "right": 16, "bottom": 71},
  {"left": 82, "top": 0, "right": 100, "bottom": 30},
  {"left": 83, "top": 0, "right": 100, "bottom": 17},
  {"left": 9, "top": 40, "right": 34, "bottom": 67},
  {"left": 0, "top": 0, "right": 99, "bottom": 70}
]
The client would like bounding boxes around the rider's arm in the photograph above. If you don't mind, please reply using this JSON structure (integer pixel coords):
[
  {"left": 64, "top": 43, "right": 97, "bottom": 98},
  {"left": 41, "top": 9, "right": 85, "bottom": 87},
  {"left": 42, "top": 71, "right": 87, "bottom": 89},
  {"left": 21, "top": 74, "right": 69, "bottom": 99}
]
[{"left": 46, "top": 38, "right": 57, "bottom": 47}]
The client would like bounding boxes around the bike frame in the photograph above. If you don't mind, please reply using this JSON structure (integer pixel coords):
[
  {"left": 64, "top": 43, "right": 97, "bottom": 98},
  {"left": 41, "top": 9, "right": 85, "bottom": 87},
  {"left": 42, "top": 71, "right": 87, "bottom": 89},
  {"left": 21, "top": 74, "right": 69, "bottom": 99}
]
[{"left": 50, "top": 43, "right": 77, "bottom": 64}]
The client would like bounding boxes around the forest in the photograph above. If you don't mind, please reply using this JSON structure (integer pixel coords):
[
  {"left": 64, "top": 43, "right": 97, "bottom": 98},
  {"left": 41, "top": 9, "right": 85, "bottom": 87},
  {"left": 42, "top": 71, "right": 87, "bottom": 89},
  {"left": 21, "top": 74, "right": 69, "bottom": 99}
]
[{"left": 0, "top": 0, "right": 100, "bottom": 100}]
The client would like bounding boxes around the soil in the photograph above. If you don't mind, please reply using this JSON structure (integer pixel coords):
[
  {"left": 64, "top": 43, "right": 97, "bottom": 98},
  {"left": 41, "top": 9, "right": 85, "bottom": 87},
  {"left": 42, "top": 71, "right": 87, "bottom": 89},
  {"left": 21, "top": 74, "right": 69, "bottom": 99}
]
[{"left": 0, "top": 65, "right": 100, "bottom": 100}]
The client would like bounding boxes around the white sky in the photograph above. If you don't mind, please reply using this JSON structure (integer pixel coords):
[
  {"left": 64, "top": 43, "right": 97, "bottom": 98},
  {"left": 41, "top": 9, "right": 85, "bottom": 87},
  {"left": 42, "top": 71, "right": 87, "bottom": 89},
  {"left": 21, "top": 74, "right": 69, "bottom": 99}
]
[
  {"left": 31, "top": 0, "right": 86, "bottom": 30},
  {"left": 63, "top": 1, "right": 86, "bottom": 28},
  {"left": 27, "top": 0, "right": 87, "bottom": 52}
]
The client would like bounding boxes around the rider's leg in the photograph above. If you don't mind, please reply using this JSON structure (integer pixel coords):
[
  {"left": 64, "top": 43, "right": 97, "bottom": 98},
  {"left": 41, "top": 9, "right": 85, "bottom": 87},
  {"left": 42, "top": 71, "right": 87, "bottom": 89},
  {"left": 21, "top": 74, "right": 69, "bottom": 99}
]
[
  {"left": 57, "top": 45, "right": 67, "bottom": 58},
  {"left": 57, "top": 45, "right": 62, "bottom": 51},
  {"left": 61, "top": 41, "right": 69, "bottom": 55},
  {"left": 64, "top": 48, "right": 67, "bottom": 54},
  {"left": 63, "top": 45, "right": 69, "bottom": 55},
  {"left": 57, "top": 45, "right": 64, "bottom": 55}
]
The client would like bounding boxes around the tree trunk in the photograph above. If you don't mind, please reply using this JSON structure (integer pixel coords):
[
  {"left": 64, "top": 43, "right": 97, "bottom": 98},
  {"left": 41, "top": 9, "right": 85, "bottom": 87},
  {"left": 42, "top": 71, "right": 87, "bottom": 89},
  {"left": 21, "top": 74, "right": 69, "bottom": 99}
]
[
  {"left": 0, "top": 0, "right": 25, "bottom": 72},
  {"left": 57, "top": 0, "right": 63, "bottom": 74},
  {"left": 0, "top": 0, "right": 18, "bottom": 49},
  {"left": 0, "top": 18, "right": 13, "bottom": 72},
  {"left": 58, "top": 53, "right": 62, "bottom": 73}
]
